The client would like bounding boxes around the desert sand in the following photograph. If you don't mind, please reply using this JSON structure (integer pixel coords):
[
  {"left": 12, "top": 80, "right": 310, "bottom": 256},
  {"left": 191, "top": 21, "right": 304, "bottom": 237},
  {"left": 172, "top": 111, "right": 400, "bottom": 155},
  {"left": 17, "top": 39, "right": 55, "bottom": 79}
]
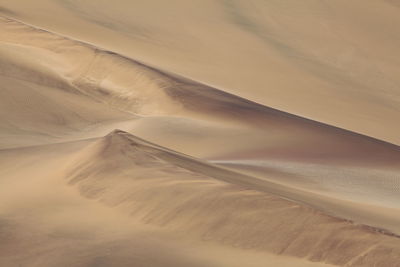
[{"left": 0, "top": 1, "right": 400, "bottom": 266}]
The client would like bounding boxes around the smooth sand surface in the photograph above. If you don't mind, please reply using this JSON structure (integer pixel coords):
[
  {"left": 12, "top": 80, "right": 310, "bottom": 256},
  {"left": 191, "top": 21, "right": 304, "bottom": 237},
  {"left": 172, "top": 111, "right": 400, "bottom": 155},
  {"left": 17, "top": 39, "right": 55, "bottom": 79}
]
[
  {"left": 1, "top": 0, "right": 400, "bottom": 144},
  {"left": 0, "top": 2, "right": 400, "bottom": 266}
]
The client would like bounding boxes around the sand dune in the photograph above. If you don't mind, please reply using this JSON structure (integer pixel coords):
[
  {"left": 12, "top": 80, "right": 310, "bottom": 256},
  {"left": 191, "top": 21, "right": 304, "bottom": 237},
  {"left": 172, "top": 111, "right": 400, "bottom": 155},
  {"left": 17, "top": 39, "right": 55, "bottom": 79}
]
[
  {"left": 1, "top": 130, "right": 400, "bottom": 266},
  {"left": 1, "top": 0, "right": 400, "bottom": 144},
  {"left": 0, "top": 132, "right": 333, "bottom": 267},
  {"left": 0, "top": 1, "right": 400, "bottom": 266}
]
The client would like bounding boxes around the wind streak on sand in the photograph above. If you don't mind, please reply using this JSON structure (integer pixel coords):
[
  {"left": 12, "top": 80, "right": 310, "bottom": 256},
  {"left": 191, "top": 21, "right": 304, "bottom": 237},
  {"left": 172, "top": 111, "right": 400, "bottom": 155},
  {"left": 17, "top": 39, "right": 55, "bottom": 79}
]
[{"left": 1, "top": 12, "right": 400, "bottom": 267}]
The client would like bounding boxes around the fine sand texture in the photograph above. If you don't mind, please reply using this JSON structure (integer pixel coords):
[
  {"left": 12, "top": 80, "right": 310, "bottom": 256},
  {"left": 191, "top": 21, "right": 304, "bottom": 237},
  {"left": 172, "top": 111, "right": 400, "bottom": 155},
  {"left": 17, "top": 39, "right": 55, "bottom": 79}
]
[
  {"left": 0, "top": 2, "right": 400, "bottom": 267},
  {"left": 1, "top": 0, "right": 400, "bottom": 144}
]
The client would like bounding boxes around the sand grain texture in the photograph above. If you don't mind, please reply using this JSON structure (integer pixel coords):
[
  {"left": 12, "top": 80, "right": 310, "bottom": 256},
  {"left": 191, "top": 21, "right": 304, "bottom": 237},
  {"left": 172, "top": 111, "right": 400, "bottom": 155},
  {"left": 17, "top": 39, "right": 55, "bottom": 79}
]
[{"left": 0, "top": 1, "right": 400, "bottom": 266}]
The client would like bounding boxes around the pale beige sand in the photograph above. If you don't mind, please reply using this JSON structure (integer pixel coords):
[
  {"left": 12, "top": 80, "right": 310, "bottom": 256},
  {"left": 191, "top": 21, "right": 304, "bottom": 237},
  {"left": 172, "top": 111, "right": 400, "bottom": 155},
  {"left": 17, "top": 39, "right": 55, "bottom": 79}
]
[
  {"left": 1, "top": 0, "right": 400, "bottom": 144},
  {"left": 0, "top": 2, "right": 400, "bottom": 267},
  {"left": 0, "top": 130, "right": 399, "bottom": 267},
  {"left": 0, "top": 136, "right": 331, "bottom": 267}
]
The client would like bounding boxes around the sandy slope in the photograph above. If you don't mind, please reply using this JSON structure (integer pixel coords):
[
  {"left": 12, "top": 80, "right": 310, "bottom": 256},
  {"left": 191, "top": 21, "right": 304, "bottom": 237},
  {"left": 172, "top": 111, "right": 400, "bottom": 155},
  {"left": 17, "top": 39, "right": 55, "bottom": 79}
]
[
  {"left": 1, "top": 140, "right": 325, "bottom": 267},
  {"left": 1, "top": 0, "right": 400, "bottom": 144},
  {"left": 0, "top": 2, "right": 400, "bottom": 267},
  {"left": 0, "top": 133, "right": 333, "bottom": 267},
  {"left": 1, "top": 130, "right": 399, "bottom": 266}
]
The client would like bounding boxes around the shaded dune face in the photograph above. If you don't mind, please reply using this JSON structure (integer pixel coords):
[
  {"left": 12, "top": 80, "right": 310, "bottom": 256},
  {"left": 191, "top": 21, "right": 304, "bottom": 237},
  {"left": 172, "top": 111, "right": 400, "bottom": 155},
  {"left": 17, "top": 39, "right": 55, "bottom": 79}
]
[
  {"left": 1, "top": 0, "right": 400, "bottom": 144},
  {"left": 1, "top": 16, "right": 399, "bottom": 162},
  {"left": 0, "top": 15, "right": 399, "bottom": 229},
  {"left": 1, "top": 16, "right": 399, "bottom": 209},
  {"left": 63, "top": 130, "right": 400, "bottom": 267},
  {"left": 1, "top": 7, "right": 400, "bottom": 267}
]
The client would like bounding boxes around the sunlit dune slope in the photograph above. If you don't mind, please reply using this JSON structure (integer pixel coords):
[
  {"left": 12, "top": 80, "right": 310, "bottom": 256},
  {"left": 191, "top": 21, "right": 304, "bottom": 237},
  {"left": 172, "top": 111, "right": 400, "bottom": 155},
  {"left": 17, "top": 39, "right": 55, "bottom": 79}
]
[
  {"left": 64, "top": 130, "right": 400, "bottom": 266},
  {"left": 2, "top": 137, "right": 327, "bottom": 267},
  {"left": 0, "top": 133, "right": 331, "bottom": 267},
  {"left": 1, "top": 15, "right": 400, "bottom": 231},
  {"left": 1, "top": 16, "right": 399, "bottom": 162},
  {"left": 1, "top": 5, "right": 400, "bottom": 266},
  {"left": 0, "top": 130, "right": 400, "bottom": 266},
  {"left": 1, "top": 0, "right": 399, "bottom": 144}
]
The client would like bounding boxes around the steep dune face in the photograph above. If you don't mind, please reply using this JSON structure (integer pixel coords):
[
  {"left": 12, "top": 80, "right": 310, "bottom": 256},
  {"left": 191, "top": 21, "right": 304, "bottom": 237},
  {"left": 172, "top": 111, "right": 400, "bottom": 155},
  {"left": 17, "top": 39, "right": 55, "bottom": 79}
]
[
  {"left": 1, "top": 0, "right": 399, "bottom": 144},
  {"left": 0, "top": 133, "right": 333, "bottom": 267},
  {"left": 61, "top": 130, "right": 400, "bottom": 266},
  {"left": 1, "top": 15, "right": 400, "bottom": 231},
  {"left": 0, "top": 18, "right": 135, "bottom": 148},
  {"left": 1, "top": 2, "right": 400, "bottom": 266},
  {"left": 1, "top": 16, "right": 399, "bottom": 160},
  {"left": 1, "top": 139, "right": 287, "bottom": 267},
  {"left": 2, "top": 15, "right": 400, "bottom": 193},
  {"left": 0, "top": 17, "right": 182, "bottom": 117},
  {"left": 1, "top": 130, "right": 399, "bottom": 266}
]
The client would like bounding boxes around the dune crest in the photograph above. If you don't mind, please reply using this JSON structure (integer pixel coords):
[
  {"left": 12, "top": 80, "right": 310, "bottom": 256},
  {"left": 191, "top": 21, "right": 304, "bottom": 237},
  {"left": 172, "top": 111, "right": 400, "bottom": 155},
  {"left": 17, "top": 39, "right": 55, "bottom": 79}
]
[
  {"left": 1, "top": 2, "right": 400, "bottom": 266},
  {"left": 60, "top": 130, "right": 400, "bottom": 266},
  {"left": 2, "top": 0, "right": 400, "bottom": 144}
]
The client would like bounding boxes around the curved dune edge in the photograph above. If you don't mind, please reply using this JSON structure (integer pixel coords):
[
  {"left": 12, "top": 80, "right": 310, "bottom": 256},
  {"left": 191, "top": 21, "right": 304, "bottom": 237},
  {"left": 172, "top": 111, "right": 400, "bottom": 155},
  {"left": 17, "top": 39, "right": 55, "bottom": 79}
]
[
  {"left": 62, "top": 130, "right": 400, "bottom": 266},
  {"left": 1, "top": 13, "right": 400, "bottom": 229},
  {"left": 1, "top": 0, "right": 400, "bottom": 145},
  {"left": 0, "top": 14, "right": 399, "bottom": 146},
  {"left": 1, "top": 13, "right": 400, "bottom": 267},
  {"left": 1, "top": 130, "right": 399, "bottom": 266},
  {"left": 1, "top": 13, "right": 399, "bottom": 205},
  {"left": 0, "top": 133, "right": 336, "bottom": 267}
]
